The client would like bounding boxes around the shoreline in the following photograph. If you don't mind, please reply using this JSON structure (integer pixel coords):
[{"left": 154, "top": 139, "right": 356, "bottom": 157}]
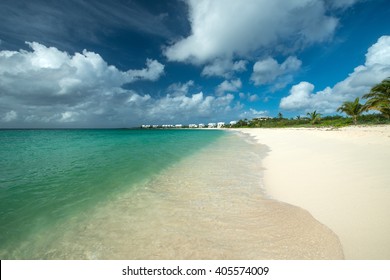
[
  {"left": 235, "top": 125, "right": 390, "bottom": 259},
  {"left": 1, "top": 130, "right": 344, "bottom": 259}
]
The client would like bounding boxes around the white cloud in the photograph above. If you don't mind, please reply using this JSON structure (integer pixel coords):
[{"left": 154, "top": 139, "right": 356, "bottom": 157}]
[
  {"left": 280, "top": 36, "right": 390, "bottom": 113},
  {"left": 27, "top": 42, "right": 70, "bottom": 69},
  {"left": 232, "top": 60, "right": 247, "bottom": 72},
  {"left": 201, "top": 58, "right": 247, "bottom": 78},
  {"left": 143, "top": 92, "right": 236, "bottom": 121},
  {"left": 60, "top": 111, "right": 80, "bottom": 122},
  {"left": 164, "top": 0, "right": 339, "bottom": 64},
  {"left": 279, "top": 82, "right": 316, "bottom": 110},
  {"left": 251, "top": 56, "right": 302, "bottom": 87},
  {"left": 2, "top": 110, "right": 17, "bottom": 122},
  {"left": 0, "top": 42, "right": 164, "bottom": 101},
  {"left": 166, "top": 80, "right": 194, "bottom": 96},
  {"left": 248, "top": 94, "right": 259, "bottom": 102},
  {"left": 126, "top": 59, "right": 165, "bottom": 82},
  {"left": 239, "top": 92, "right": 259, "bottom": 102},
  {"left": 240, "top": 108, "right": 269, "bottom": 119},
  {"left": 121, "top": 89, "right": 238, "bottom": 124},
  {"left": 216, "top": 79, "right": 242, "bottom": 95},
  {"left": 0, "top": 42, "right": 241, "bottom": 127}
]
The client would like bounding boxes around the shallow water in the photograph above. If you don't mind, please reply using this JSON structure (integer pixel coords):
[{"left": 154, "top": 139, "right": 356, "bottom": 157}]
[
  {"left": 1, "top": 130, "right": 343, "bottom": 259},
  {"left": 0, "top": 129, "right": 224, "bottom": 257}
]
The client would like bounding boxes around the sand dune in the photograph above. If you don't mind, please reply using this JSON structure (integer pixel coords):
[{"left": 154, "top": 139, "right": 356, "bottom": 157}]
[{"left": 236, "top": 126, "right": 390, "bottom": 259}]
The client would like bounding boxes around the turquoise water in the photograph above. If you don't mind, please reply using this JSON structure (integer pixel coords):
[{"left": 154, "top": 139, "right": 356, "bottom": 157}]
[
  {"left": 0, "top": 129, "right": 343, "bottom": 259},
  {"left": 0, "top": 129, "right": 224, "bottom": 257}
]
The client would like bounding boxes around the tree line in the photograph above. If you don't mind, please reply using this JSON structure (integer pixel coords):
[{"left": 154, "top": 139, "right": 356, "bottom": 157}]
[{"left": 232, "top": 77, "right": 390, "bottom": 128}]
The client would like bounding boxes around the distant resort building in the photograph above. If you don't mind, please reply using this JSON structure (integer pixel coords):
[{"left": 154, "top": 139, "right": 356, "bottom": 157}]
[
  {"left": 217, "top": 122, "right": 225, "bottom": 128},
  {"left": 253, "top": 117, "right": 272, "bottom": 121},
  {"left": 142, "top": 120, "right": 234, "bottom": 129}
]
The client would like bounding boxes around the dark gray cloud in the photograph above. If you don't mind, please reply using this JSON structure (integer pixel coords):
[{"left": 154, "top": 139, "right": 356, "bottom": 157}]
[{"left": 0, "top": 0, "right": 175, "bottom": 51}]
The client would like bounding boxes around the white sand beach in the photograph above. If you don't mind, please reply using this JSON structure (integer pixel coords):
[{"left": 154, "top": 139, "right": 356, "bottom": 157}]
[{"left": 236, "top": 126, "right": 390, "bottom": 259}]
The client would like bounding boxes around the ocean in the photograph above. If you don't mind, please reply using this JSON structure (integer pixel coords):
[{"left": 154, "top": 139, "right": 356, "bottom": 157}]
[{"left": 0, "top": 129, "right": 343, "bottom": 259}]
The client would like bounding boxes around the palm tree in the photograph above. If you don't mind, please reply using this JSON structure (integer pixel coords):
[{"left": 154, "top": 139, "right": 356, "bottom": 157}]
[
  {"left": 307, "top": 110, "right": 321, "bottom": 124},
  {"left": 277, "top": 112, "right": 283, "bottom": 119},
  {"left": 362, "top": 77, "right": 390, "bottom": 119},
  {"left": 337, "top": 97, "right": 365, "bottom": 125}
]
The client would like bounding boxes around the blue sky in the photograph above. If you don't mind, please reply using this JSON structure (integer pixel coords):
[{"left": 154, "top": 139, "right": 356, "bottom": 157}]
[{"left": 0, "top": 0, "right": 389, "bottom": 128}]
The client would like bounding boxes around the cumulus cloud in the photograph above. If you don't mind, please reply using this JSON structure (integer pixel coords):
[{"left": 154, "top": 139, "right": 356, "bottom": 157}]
[
  {"left": 251, "top": 56, "right": 302, "bottom": 88},
  {"left": 0, "top": 42, "right": 164, "bottom": 102},
  {"left": 138, "top": 92, "right": 236, "bottom": 122},
  {"left": 127, "top": 59, "right": 165, "bottom": 82},
  {"left": 2, "top": 110, "right": 17, "bottom": 122},
  {"left": 280, "top": 36, "right": 390, "bottom": 113},
  {"left": 248, "top": 94, "right": 260, "bottom": 102},
  {"left": 239, "top": 92, "right": 259, "bottom": 102},
  {"left": 164, "top": 0, "right": 339, "bottom": 64},
  {"left": 240, "top": 108, "right": 269, "bottom": 119},
  {"left": 279, "top": 82, "right": 316, "bottom": 111},
  {"left": 166, "top": 80, "right": 195, "bottom": 97},
  {"left": 216, "top": 79, "right": 242, "bottom": 95},
  {"left": 0, "top": 42, "right": 239, "bottom": 127},
  {"left": 201, "top": 58, "right": 247, "bottom": 78},
  {"left": 60, "top": 111, "right": 80, "bottom": 122}
]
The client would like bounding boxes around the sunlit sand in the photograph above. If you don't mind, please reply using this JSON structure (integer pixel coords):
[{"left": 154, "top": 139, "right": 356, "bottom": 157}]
[{"left": 236, "top": 125, "right": 390, "bottom": 259}]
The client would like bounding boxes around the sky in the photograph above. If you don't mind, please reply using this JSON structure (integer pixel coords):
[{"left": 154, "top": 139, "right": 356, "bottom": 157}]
[{"left": 0, "top": 0, "right": 389, "bottom": 128}]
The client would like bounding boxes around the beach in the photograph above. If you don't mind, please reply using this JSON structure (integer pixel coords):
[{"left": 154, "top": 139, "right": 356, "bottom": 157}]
[
  {"left": 236, "top": 125, "right": 390, "bottom": 259},
  {"left": 1, "top": 129, "right": 344, "bottom": 259}
]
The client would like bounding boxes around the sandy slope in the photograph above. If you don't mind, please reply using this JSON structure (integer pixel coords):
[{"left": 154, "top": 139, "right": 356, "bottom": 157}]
[{"left": 236, "top": 126, "right": 390, "bottom": 259}]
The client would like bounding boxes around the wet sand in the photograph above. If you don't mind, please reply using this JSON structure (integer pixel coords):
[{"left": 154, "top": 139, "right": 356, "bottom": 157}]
[{"left": 236, "top": 126, "right": 390, "bottom": 259}]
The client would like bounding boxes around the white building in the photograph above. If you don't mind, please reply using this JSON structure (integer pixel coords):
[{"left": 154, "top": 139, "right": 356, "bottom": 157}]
[
  {"left": 217, "top": 122, "right": 225, "bottom": 128},
  {"left": 175, "top": 124, "right": 183, "bottom": 128},
  {"left": 208, "top": 123, "right": 216, "bottom": 128},
  {"left": 230, "top": 120, "right": 237, "bottom": 125},
  {"left": 253, "top": 117, "right": 272, "bottom": 121},
  {"left": 189, "top": 124, "right": 198, "bottom": 128},
  {"left": 198, "top": 123, "right": 205, "bottom": 128}
]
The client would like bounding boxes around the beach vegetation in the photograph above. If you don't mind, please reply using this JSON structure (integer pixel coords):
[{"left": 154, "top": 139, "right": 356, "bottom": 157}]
[
  {"left": 230, "top": 78, "right": 390, "bottom": 129},
  {"left": 362, "top": 77, "right": 390, "bottom": 119},
  {"left": 307, "top": 110, "right": 321, "bottom": 125},
  {"left": 230, "top": 113, "right": 389, "bottom": 129},
  {"left": 337, "top": 97, "right": 365, "bottom": 125}
]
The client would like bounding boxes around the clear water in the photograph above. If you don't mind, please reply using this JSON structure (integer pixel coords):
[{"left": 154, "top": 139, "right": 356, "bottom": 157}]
[
  {"left": 0, "top": 129, "right": 224, "bottom": 256},
  {"left": 0, "top": 129, "right": 343, "bottom": 259}
]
